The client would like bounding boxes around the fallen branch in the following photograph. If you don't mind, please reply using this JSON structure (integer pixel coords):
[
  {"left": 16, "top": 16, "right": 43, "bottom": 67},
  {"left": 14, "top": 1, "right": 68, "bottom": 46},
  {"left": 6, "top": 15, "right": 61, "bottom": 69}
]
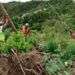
[{"left": 11, "top": 49, "right": 26, "bottom": 75}]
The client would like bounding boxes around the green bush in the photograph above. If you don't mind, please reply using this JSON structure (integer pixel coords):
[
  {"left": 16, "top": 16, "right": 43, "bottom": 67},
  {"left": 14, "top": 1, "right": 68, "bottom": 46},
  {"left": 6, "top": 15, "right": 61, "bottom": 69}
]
[
  {"left": 3, "top": 28, "right": 12, "bottom": 41},
  {"left": 42, "top": 39, "right": 59, "bottom": 53},
  {"left": 0, "top": 31, "right": 38, "bottom": 53},
  {"left": 12, "top": 16, "right": 24, "bottom": 29},
  {"left": 61, "top": 40, "right": 75, "bottom": 61},
  {"left": 43, "top": 54, "right": 71, "bottom": 75}
]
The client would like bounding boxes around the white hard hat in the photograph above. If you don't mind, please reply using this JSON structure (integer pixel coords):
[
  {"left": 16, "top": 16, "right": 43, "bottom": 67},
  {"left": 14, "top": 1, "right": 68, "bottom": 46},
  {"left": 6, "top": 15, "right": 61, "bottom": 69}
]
[{"left": 25, "top": 23, "right": 29, "bottom": 26}]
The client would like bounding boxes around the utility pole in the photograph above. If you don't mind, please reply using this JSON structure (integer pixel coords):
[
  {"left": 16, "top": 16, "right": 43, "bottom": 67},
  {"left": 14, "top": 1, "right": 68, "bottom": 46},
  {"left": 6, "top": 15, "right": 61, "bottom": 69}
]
[{"left": 0, "top": 3, "right": 17, "bottom": 31}]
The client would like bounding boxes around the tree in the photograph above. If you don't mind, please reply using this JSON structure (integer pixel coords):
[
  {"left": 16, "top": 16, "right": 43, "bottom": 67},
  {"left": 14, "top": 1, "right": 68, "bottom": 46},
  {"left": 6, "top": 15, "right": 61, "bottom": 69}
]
[{"left": 0, "top": 3, "right": 16, "bottom": 31}]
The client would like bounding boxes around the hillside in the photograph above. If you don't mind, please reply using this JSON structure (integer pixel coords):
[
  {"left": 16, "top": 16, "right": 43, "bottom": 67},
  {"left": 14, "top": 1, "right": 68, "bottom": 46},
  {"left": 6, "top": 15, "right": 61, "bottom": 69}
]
[
  {"left": 2, "top": 0, "right": 75, "bottom": 31},
  {"left": 3, "top": 0, "right": 75, "bottom": 16},
  {"left": 3, "top": 1, "right": 43, "bottom": 16},
  {"left": 0, "top": 0, "right": 75, "bottom": 75}
]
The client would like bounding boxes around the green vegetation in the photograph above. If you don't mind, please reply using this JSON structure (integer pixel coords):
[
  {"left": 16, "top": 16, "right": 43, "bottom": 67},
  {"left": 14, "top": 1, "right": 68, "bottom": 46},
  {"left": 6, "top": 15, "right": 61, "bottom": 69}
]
[
  {"left": 0, "top": 31, "right": 38, "bottom": 53},
  {"left": 44, "top": 56, "right": 71, "bottom": 75},
  {"left": 0, "top": 32, "right": 5, "bottom": 41},
  {"left": 0, "top": 0, "right": 75, "bottom": 75}
]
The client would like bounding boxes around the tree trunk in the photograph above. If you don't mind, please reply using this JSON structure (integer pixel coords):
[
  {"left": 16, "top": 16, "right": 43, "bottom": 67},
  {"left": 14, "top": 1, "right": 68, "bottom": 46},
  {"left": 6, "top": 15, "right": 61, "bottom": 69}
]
[{"left": 0, "top": 3, "right": 17, "bottom": 31}]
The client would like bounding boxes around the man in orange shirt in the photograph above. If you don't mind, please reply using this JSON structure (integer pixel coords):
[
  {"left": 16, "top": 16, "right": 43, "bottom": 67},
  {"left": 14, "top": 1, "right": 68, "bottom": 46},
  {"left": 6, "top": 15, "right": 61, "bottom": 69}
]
[{"left": 20, "top": 23, "right": 31, "bottom": 36}]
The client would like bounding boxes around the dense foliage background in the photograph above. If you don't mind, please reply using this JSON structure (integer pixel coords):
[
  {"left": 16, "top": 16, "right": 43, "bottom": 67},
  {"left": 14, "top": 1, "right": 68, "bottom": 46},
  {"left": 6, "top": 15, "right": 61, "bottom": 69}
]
[{"left": 0, "top": 0, "right": 75, "bottom": 75}]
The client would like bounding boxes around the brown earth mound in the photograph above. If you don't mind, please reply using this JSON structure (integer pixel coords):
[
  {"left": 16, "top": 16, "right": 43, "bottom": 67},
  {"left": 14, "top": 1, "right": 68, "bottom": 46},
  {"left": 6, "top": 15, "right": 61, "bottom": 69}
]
[{"left": 0, "top": 50, "right": 47, "bottom": 75}]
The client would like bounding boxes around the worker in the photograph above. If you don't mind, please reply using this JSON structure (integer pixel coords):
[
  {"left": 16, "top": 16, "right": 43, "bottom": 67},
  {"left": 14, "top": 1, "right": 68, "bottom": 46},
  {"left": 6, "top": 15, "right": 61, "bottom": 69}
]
[{"left": 20, "top": 23, "right": 31, "bottom": 36}]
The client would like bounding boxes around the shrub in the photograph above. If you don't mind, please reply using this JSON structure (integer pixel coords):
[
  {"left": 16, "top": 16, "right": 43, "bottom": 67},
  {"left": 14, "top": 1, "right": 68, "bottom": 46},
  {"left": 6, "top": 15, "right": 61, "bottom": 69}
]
[
  {"left": 61, "top": 40, "right": 75, "bottom": 61},
  {"left": 42, "top": 39, "right": 59, "bottom": 53},
  {"left": 43, "top": 54, "right": 71, "bottom": 75},
  {"left": 3, "top": 28, "right": 12, "bottom": 41},
  {"left": 12, "top": 16, "right": 24, "bottom": 29},
  {"left": 0, "top": 31, "right": 38, "bottom": 53}
]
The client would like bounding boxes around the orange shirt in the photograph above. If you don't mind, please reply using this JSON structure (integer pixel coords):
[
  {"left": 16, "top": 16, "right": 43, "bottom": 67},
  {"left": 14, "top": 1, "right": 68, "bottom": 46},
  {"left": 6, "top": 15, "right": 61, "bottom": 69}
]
[{"left": 20, "top": 26, "right": 31, "bottom": 36}]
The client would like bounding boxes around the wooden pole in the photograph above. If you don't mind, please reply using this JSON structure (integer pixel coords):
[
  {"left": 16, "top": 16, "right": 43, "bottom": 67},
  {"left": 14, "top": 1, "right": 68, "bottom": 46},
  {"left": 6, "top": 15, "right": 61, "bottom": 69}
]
[{"left": 0, "top": 3, "right": 17, "bottom": 31}]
